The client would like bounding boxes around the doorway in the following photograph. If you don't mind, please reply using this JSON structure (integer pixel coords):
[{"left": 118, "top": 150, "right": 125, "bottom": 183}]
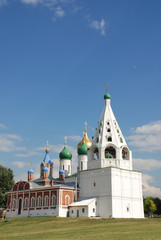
[
  {"left": 77, "top": 210, "right": 79, "bottom": 217},
  {"left": 18, "top": 198, "right": 22, "bottom": 215}
]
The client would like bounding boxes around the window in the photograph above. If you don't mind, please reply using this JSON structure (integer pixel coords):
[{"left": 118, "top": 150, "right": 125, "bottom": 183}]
[
  {"left": 96, "top": 137, "right": 99, "bottom": 143},
  {"left": 107, "top": 121, "right": 110, "bottom": 125},
  {"left": 44, "top": 196, "right": 48, "bottom": 207},
  {"left": 68, "top": 165, "right": 70, "bottom": 173},
  {"left": 31, "top": 197, "right": 35, "bottom": 208},
  {"left": 38, "top": 196, "right": 41, "bottom": 207},
  {"left": 120, "top": 137, "right": 123, "bottom": 143},
  {"left": 93, "top": 148, "right": 99, "bottom": 160},
  {"left": 71, "top": 210, "right": 73, "bottom": 214},
  {"left": 117, "top": 129, "right": 119, "bottom": 133},
  {"left": 65, "top": 195, "right": 70, "bottom": 205},
  {"left": 105, "top": 147, "right": 116, "bottom": 158},
  {"left": 25, "top": 198, "right": 28, "bottom": 208},
  {"left": 52, "top": 195, "right": 56, "bottom": 206},
  {"left": 81, "top": 161, "right": 83, "bottom": 171},
  {"left": 82, "top": 208, "right": 85, "bottom": 213},
  {"left": 63, "top": 165, "right": 64, "bottom": 170},
  {"left": 13, "top": 199, "right": 16, "bottom": 209},
  {"left": 122, "top": 147, "right": 129, "bottom": 160},
  {"left": 108, "top": 137, "right": 112, "bottom": 142},
  {"left": 127, "top": 207, "right": 129, "bottom": 212},
  {"left": 93, "top": 208, "right": 95, "bottom": 213},
  {"left": 94, "top": 182, "right": 96, "bottom": 187},
  {"left": 107, "top": 128, "right": 111, "bottom": 132}
]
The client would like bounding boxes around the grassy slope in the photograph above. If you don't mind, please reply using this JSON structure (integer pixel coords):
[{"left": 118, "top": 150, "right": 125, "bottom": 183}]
[{"left": 0, "top": 217, "right": 161, "bottom": 240}]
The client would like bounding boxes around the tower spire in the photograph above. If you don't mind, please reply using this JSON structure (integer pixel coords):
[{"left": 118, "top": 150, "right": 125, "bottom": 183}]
[{"left": 85, "top": 121, "right": 87, "bottom": 132}]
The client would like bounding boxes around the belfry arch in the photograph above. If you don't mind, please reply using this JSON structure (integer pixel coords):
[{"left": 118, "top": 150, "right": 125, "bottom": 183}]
[
  {"left": 105, "top": 146, "right": 116, "bottom": 158},
  {"left": 122, "top": 147, "right": 129, "bottom": 160}
]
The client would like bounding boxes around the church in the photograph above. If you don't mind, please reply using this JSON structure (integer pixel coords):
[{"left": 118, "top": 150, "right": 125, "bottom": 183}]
[{"left": 6, "top": 88, "right": 144, "bottom": 218}]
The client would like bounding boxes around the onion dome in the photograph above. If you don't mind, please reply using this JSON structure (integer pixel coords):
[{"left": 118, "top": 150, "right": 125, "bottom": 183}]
[
  {"left": 104, "top": 83, "right": 111, "bottom": 99},
  {"left": 105, "top": 153, "right": 112, "bottom": 158},
  {"left": 78, "top": 141, "right": 88, "bottom": 155},
  {"left": 77, "top": 122, "right": 92, "bottom": 149},
  {"left": 59, "top": 169, "right": 65, "bottom": 175},
  {"left": 59, "top": 137, "right": 72, "bottom": 160},
  {"left": 42, "top": 166, "right": 49, "bottom": 172},
  {"left": 28, "top": 168, "right": 34, "bottom": 174}
]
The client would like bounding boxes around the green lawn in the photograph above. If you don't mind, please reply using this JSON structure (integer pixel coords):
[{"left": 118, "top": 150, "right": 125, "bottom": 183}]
[{"left": 0, "top": 217, "right": 161, "bottom": 240}]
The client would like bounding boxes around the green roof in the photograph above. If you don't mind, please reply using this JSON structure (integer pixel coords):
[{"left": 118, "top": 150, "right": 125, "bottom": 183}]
[
  {"left": 105, "top": 153, "right": 112, "bottom": 158},
  {"left": 78, "top": 142, "right": 88, "bottom": 155},
  {"left": 104, "top": 92, "right": 111, "bottom": 99},
  {"left": 59, "top": 146, "right": 72, "bottom": 160}
]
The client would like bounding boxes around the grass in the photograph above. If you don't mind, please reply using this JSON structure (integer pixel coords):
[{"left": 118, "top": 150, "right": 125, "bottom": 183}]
[{"left": 0, "top": 217, "right": 161, "bottom": 240}]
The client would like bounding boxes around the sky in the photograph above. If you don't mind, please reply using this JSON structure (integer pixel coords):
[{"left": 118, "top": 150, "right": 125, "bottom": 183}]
[{"left": 0, "top": 0, "right": 161, "bottom": 198}]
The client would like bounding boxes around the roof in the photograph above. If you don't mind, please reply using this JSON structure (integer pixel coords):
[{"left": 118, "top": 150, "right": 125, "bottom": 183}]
[{"left": 69, "top": 198, "right": 96, "bottom": 207}]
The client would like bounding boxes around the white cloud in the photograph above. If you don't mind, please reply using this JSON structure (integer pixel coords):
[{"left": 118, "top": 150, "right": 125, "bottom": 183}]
[
  {"left": 0, "top": 123, "right": 7, "bottom": 129},
  {"left": 12, "top": 161, "right": 27, "bottom": 168},
  {"left": 126, "top": 121, "right": 161, "bottom": 152},
  {"left": 90, "top": 18, "right": 107, "bottom": 36},
  {"left": 0, "top": 134, "right": 25, "bottom": 152},
  {"left": 0, "top": 0, "right": 7, "bottom": 7},
  {"left": 15, "top": 151, "right": 42, "bottom": 158},
  {"left": 142, "top": 174, "right": 161, "bottom": 198},
  {"left": 67, "top": 135, "right": 82, "bottom": 141},
  {"left": 21, "top": 0, "right": 42, "bottom": 4},
  {"left": 54, "top": 6, "right": 65, "bottom": 17},
  {"left": 133, "top": 158, "right": 161, "bottom": 171}
]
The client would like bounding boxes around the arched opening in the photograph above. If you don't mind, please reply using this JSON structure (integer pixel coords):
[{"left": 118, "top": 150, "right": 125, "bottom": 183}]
[
  {"left": 65, "top": 195, "right": 70, "bottom": 206},
  {"left": 93, "top": 147, "right": 99, "bottom": 160},
  {"left": 18, "top": 182, "right": 24, "bottom": 190},
  {"left": 31, "top": 197, "right": 35, "bottom": 208},
  {"left": 120, "top": 137, "right": 123, "bottom": 143},
  {"left": 18, "top": 198, "right": 22, "bottom": 215},
  {"left": 107, "top": 128, "right": 111, "bottom": 132},
  {"left": 96, "top": 137, "right": 99, "bottom": 143},
  {"left": 105, "top": 146, "right": 116, "bottom": 158},
  {"left": 13, "top": 199, "right": 16, "bottom": 209},
  {"left": 52, "top": 195, "right": 56, "bottom": 206},
  {"left": 38, "top": 196, "right": 41, "bottom": 207},
  {"left": 44, "top": 196, "right": 48, "bottom": 207},
  {"left": 122, "top": 147, "right": 129, "bottom": 160},
  {"left": 13, "top": 184, "right": 17, "bottom": 191},
  {"left": 25, "top": 198, "right": 28, "bottom": 208},
  {"left": 117, "top": 129, "right": 119, "bottom": 133},
  {"left": 81, "top": 161, "right": 83, "bottom": 171}
]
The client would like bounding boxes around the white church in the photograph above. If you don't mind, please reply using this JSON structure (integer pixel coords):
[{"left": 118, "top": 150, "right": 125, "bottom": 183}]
[{"left": 6, "top": 87, "right": 144, "bottom": 218}]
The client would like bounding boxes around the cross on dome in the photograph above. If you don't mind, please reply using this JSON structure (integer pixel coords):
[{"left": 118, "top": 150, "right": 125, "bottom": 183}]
[{"left": 64, "top": 136, "right": 67, "bottom": 147}]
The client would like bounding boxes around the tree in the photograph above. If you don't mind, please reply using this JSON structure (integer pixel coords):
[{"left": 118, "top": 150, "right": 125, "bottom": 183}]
[
  {"left": 144, "top": 197, "right": 157, "bottom": 217},
  {"left": 153, "top": 197, "right": 161, "bottom": 215},
  {"left": 0, "top": 165, "right": 14, "bottom": 208}
]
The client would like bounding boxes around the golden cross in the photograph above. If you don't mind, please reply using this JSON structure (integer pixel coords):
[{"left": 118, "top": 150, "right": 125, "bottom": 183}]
[
  {"left": 47, "top": 140, "right": 49, "bottom": 148},
  {"left": 106, "top": 83, "right": 108, "bottom": 92},
  {"left": 64, "top": 136, "right": 67, "bottom": 146},
  {"left": 85, "top": 121, "right": 87, "bottom": 132}
]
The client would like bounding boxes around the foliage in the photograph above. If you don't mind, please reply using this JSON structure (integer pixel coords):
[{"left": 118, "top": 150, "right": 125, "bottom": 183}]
[
  {"left": 153, "top": 197, "right": 161, "bottom": 215},
  {"left": 0, "top": 165, "right": 14, "bottom": 208},
  {"left": 0, "top": 217, "right": 161, "bottom": 240},
  {"left": 144, "top": 197, "right": 157, "bottom": 215}
]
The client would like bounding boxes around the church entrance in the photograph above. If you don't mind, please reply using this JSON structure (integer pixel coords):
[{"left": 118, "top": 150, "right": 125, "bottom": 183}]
[
  {"left": 18, "top": 198, "right": 22, "bottom": 215},
  {"left": 77, "top": 210, "right": 79, "bottom": 217}
]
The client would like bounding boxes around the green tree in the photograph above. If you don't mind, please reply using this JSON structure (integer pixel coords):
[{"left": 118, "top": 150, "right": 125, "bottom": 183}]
[
  {"left": 144, "top": 197, "right": 157, "bottom": 217},
  {"left": 0, "top": 165, "right": 14, "bottom": 208},
  {"left": 153, "top": 197, "right": 161, "bottom": 215}
]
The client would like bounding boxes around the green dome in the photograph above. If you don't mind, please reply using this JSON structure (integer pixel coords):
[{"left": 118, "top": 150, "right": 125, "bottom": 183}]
[
  {"left": 59, "top": 146, "right": 72, "bottom": 160},
  {"left": 78, "top": 142, "right": 88, "bottom": 155},
  {"left": 104, "top": 92, "right": 111, "bottom": 99},
  {"left": 105, "top": 153, "right": 112, "bottom": 158}
]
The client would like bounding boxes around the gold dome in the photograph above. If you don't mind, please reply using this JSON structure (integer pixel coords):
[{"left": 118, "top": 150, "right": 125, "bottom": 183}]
[
  {"left": 45, "top": 141, "right": 49, "bottom": 153},
  {"left": 77, "top": 122, "right": 92, "bottom": 149}
]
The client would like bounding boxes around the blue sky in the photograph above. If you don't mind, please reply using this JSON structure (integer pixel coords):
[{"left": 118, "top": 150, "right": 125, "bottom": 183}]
[{"left": 0, "top": 0, "right": 161, "bottom": 197}]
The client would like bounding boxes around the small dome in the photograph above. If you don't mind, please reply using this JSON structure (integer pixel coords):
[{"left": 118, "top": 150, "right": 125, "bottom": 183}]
[
  {"left": 105, "top": 153, "right": 112, "bottom": 158},
  {"left": 78, "top": 142, "right": 88, "bottom": 155},
  {"left": 104, "top": 92, "right": 111, "bottom": 99},
  {"left": 59, "top": 169, "right": 65, "bottom": 175},
  {"left": 42, "top": 166, "right": 49, "bottom": 172},
  {"left": 28, "top": 168, "right": 34, "bottom": 174},
  {"left": 59, "top": 146, "right": 72, "bottom": 160}
]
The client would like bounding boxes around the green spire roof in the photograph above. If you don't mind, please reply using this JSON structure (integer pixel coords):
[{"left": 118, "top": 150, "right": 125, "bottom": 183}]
[
  {"left": 78, "top": 142, "right": 88, "bottom": 155},
  {"left": 105, "top": 153, "right": 112, "bottom": 158},
  {"left": 59, "top": 146, "right": 72, "bottom": 160},
  {"left": 104, "top": 91, "right": 111, "bottom": 99}
]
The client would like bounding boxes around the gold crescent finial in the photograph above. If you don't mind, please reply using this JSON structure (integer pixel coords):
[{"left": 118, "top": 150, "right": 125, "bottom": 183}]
[
  {"left": 85, "top": 121, "right": 87, "bottom": 132},
  {"left": 106, "top": 83, "right": 108, "bottom": 92},
  {"left": 64, "top": 136, "right": 67, "bottom": 147}
]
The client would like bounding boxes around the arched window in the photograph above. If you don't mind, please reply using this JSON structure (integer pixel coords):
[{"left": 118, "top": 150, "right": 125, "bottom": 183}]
[
  {"left": 31, "top": 197, "right": 35, "bottom": 208},
  {"left": 65, "top": 195, "right": 70, "bottom": 206},
  {"left": 93, "top": 148, "right": 99, "bottom": 160},
  {"left": 117, "top": 129, "right": 119, "bottom": 133},
  {"left": 120, "top": 137, "right": 123, "bottom": 143},
  {"left": 105, "top": 146, "right": 116, "bottom": 158},
  {"left": 52, "top": 195, "right": 56, "bottom": 206},
  {"left": 107, "top": 128, "right": 111, "bottom": 132},
  {"left": 13, "top": 199, "right": 16, "bottom": 209},
  {"left": 38, "top": 196, "right": 41, "bottom": 207},
  {"left": 44, "top": 196, "right": 48, "bottom": 207},
  {"left": 25, "top": 198, "right": 28, "bottom": 208},
  {"left": 108, "top": 137, "right": 112, "bottom": 142},
  {"left": 81, "top": 161, "right": 83, "bottom": 171},
  {"left": 122, "top": 147, "right": 129, "bottom": 160},
  {"left": 96, "top": 137, "right": 99, "bottom": 143}
]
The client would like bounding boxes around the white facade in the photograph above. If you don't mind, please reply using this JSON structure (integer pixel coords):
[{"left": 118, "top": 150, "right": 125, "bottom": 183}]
[
  {"left": 78, "top": 155, "right": 88, "bottom": 171},
  {"left": 59, "top": 159, "right": 72, "bottom": 177}
]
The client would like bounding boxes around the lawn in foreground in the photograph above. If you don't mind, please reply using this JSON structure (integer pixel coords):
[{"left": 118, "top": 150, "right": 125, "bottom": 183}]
[{"left": 0, "top": 217, "right": 161, "bottom": 240}]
